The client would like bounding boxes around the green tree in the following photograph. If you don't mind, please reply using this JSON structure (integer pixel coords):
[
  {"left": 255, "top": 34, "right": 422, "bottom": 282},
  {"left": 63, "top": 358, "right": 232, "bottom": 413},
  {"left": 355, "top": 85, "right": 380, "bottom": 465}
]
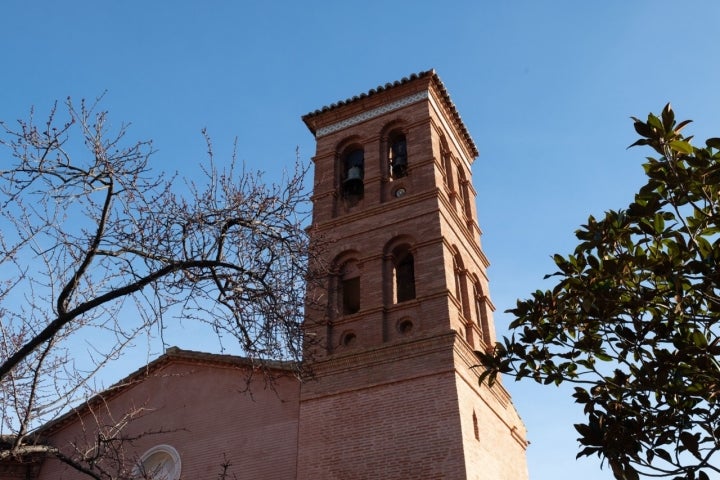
[{"left": 479, "top": 105, "right": 720, "bottom": 480}]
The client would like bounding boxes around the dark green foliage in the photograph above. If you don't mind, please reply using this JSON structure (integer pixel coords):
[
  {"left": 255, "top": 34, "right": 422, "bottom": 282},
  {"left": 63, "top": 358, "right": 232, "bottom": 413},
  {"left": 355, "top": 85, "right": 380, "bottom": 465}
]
[{"left": 479, "top": 104, "right": 720, "bottom": 479}]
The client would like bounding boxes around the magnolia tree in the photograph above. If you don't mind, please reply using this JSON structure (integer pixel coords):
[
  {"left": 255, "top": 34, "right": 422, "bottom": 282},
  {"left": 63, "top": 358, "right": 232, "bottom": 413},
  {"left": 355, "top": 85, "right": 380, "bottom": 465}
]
[
  {"left": 479, "top": 105, "right": 720, "bottom": 480},
  {"left": 0, "top": 98, "right": 317, "bottom": 477}
]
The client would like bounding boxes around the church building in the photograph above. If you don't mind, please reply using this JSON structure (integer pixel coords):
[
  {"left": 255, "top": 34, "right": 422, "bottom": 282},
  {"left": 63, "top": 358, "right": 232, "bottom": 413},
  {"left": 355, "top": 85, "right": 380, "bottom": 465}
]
[{"left": 7, "top": 70, "right": 529, "bottom": 479}]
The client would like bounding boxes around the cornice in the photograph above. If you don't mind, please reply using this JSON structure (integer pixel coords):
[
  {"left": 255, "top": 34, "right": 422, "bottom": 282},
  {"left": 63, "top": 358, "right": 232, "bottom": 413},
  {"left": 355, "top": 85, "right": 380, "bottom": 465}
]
[
  {"left": 308, "top": 331, "right": 457, "bottom": 379},
  {"left": 303, "top": 70, "right": 478, "bottom": 158},
  {"left": 312, "top": 188, "right": 441, "bottom": 234},
  {"left": 314, "top": 91, "right": 428, "bottom": 138}
]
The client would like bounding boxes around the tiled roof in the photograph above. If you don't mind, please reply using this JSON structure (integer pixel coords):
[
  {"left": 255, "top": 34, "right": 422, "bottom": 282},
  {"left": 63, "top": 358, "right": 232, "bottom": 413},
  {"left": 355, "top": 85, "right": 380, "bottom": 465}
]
[
  {"left": 162, "top": 346, "right": 296, "bottom": 371},
  {"left": 303, "top": 69, "right": 478, "bottom": 157}
]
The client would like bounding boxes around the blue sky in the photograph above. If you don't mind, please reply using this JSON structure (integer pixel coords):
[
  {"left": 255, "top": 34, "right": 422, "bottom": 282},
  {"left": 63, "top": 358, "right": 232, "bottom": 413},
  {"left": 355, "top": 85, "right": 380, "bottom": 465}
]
[{"left": 3, "top": 2, "right": 719, "bottom": 479}]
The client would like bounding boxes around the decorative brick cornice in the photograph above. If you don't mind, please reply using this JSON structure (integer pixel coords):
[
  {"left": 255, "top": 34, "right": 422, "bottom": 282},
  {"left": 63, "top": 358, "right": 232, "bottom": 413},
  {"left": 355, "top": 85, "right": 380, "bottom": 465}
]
[
  {"left": 302, "top": 70, "right": 478, "bottom": 158},
  {"left": 315, "top": 92, "right": 428, "bottom": 138},
  {"left": 313, "top": 188, "right": 441, "bottom": 233},
  {"left": 309, "top": 331, "right": 457, "bottom": 379}
]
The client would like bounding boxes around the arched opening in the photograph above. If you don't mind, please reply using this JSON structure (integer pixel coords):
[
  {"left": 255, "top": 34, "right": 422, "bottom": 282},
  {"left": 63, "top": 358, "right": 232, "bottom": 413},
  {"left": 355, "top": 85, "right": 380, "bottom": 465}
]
[
  {"left": 457, "top": 166, "right": 472, "bottom": 221},
  {"left": 452, "top": 250, "right": 470, "bottom": 319},
  {"left": 473, "top": 280, "right": 483, "bottom": 328},
  {"left": 393, "top": 246, "right": 416, "bottom": 303},
  {"left": 341, "top": 147, "right": 364, "bottom": 198},
  {"left": 453, "top": 254, "right": 462, "bottom": 303},
  {"left": 440, "top": 136, "right": 453, "bottom": 189},
  {"left": 473, "top": 280, "right": 493, "bottom": 347},
  {"left": 471, "top": 278, "right": 484, "bottom": 347},
  {"left": 135, "top": 445, "right": 182, "bottom": 480},
  {"left": 341, "top": 331, "right": 357, "bottom": 347},
  {"left": 339, "top": 260, "right": 360, "bottom": 315},
  {"left": 388, "top": 132, "right": 408, "bottom": 179}
]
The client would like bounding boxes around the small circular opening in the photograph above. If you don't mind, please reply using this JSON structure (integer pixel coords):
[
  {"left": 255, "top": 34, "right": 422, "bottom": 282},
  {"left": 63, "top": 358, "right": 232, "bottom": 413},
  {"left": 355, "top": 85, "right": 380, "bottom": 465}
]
[
  {"left": 342, "top": 332, "right": 356, "bottom": 346},
  {"left": 398, "top": 319, "right": 414, "bottom": 334}
]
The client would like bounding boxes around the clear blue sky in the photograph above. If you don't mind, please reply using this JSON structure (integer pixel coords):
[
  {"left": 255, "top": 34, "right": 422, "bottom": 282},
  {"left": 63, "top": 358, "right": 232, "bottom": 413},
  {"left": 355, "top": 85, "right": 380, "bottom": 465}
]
[{"left": 2, "top": 2, "right": 719, "bottom": 479}]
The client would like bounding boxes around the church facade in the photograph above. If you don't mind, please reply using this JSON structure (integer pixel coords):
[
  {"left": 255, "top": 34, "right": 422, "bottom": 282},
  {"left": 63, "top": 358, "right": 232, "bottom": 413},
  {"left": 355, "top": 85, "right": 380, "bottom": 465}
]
[{"left": 11, "top": 71, "right": 529, "bottom": 479}]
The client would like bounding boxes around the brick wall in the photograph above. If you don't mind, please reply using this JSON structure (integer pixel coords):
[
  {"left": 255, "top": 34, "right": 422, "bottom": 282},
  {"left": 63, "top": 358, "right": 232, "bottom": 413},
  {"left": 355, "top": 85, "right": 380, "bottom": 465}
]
[
  {"left": 299, "top": 72, "right": 529, "bottom": 479},
  {"left": 37, "top": 359, "right": 300, "bottom": 479}
]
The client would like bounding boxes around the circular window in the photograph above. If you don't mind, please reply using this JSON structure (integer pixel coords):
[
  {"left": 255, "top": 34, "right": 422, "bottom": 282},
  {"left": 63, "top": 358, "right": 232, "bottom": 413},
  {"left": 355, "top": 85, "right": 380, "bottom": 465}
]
[
  {"left": 398, "top": 319, "right": 414, "bottom": 335},
  {"left": 342, "top": 332, "right": 357, "bottom": 347},
  {"left": 135, "top": 445, "right": 181, "bottom": 480}
]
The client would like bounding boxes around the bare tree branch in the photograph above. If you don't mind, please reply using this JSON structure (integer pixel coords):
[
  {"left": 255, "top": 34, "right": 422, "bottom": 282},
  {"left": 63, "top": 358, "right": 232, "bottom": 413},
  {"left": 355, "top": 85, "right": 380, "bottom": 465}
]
[{"left": 0, "top": 97, "right": 321, "bottom": 477}]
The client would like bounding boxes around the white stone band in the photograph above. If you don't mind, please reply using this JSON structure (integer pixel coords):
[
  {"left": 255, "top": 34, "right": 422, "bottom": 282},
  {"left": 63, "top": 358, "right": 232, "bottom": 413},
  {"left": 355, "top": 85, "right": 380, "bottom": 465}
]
[{"left": 316, "top": 91, "right": 428, "bottom": 137}]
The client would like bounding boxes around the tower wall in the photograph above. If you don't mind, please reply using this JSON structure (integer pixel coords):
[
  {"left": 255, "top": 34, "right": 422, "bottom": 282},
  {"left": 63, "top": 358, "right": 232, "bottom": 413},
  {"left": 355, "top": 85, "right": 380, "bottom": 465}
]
[
  {"left": 298, "top": 71, "right": 528, "bottom": 480},
  {"left": 297, "top": 334, "right": 467, "bottom": 479}
]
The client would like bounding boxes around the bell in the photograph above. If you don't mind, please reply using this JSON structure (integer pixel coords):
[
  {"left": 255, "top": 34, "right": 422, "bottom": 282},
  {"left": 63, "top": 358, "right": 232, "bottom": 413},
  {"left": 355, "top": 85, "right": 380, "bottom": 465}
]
[
  {"left": 392, "top": 154, "right": 407, "bottom": 178},
  {"left": 343, "top": 166, "right": 363, "bottom": 195},
  {"left": 345, "top": 166, "right": 362, "bottom": 181}
]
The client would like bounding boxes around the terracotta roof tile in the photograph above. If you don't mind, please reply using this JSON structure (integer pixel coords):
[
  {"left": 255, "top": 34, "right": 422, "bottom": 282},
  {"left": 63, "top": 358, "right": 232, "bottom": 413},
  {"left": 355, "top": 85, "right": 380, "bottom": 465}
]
[{"left": 303, "top": 69, "right": 478, "bottom": 157}]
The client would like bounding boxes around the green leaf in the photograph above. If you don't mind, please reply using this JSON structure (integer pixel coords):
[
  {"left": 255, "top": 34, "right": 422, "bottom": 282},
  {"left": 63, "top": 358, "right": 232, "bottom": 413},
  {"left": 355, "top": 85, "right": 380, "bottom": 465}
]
[
  {"left": 691, "top": 330, "right": 708, "bottom": 348},
  {"left": 596, "top": 352, "right": 613, "bottom": 362},
  {"left": 661, "top": 103, "right": 675, "bottom": 132},
  {"left": 675, "top": 119, "right": 692, "bottom": 133},
  {"left": 696, "top": 236, "right": 712, "bottom": 257},
  {"left": 628, "top": 138, "right": 650, "bottom": 149},
  {"left": 654, "top": 213, "right": 665, "bottom": 233},
  {"left": 648, "top": 114, "right": 663, "bottom": 132},
  {"left": 633, "top": 119, "right": 653, "bottom": 138},
  {"left": 669, "top": 140, "right": 693, "bottom": 155},
  {"left": 654, "top": 448, "right": 672, "bottom": 463},
  {"left": 502, "top": 106, "right": 720, "bottom": 479},
  {"left": 679, "top": 431, "right": 700, "bottom": 458},
  {"left": 587, "top": 254, "right": 600, "bottom": 270},
  {"left": 706, "top": 137, "right": 720, "bottom": 149}
]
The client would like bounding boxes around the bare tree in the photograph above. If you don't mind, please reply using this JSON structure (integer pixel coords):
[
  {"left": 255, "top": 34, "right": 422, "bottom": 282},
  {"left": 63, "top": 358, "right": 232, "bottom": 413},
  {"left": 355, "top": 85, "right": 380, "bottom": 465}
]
[{"left": 0, "top": 97, "right": 316, "bottom": 476}]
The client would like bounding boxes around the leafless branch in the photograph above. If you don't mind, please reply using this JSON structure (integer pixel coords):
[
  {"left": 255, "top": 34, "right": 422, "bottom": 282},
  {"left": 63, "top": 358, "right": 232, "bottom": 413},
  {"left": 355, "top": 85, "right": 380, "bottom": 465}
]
[{"left": 0, "top": 98, "right": 322, "bottom": 477}]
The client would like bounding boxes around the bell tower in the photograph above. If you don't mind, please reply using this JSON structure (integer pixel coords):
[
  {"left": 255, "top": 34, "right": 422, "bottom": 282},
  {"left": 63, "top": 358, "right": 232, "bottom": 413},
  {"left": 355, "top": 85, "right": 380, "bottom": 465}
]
[{"left": 297, "top": 71, "right": 528, "bottom": 480}]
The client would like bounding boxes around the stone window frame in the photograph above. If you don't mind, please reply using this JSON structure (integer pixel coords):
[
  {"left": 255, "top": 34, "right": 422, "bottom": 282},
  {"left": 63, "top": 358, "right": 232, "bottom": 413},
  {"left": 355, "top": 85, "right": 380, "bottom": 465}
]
[{"left": 134, "top": 444, "right": 182, "bottom": 480}]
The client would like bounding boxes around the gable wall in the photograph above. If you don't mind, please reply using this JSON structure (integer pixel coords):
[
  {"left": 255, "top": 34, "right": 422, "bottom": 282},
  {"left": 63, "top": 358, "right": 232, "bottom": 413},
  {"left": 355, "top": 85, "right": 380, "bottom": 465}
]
[{"left": 37, "top": 360, "right": 300, "bottom": 479}]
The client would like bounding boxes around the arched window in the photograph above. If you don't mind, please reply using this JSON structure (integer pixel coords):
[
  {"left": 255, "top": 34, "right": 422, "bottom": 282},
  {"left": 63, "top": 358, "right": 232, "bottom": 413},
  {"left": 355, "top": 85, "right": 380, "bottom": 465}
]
[
  {"left": 453, "top": 254, "right": 462, "bottom": 303},
  {"left": 342, "top": 148, "right": 364, "bottom": 198},
  {"left": 452, "top": 251, "right": 469, "bottom": 319},
  {"left": 457, "top": 166, "right": 472, "bottom": 220},
  {"left": 393, "top": 246, "right": 416, "bottom": 303},
  {"left": 388, "top": 132, "right": 408, "bottom": 179},
  {"left": 440, "top": 136, "right": 453, "bottom": 188},
  {"left": 473, "top": 280, "right": 483, "bottom": 327},
  {"left": 135, "top": 445, "right": 182, "bottom": 480},
  {"left": 472, "top": 276, "right": 493, "bottom": 346},
  {"left": 339, "top": 260, "right": 360, "bottom": 315}
]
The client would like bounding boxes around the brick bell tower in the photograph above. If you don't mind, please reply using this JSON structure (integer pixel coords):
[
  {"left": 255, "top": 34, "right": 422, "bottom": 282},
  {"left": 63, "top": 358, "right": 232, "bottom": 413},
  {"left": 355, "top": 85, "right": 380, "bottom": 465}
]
[{"left": 297, "top": 71, "right": 528, "bottom": 480}]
